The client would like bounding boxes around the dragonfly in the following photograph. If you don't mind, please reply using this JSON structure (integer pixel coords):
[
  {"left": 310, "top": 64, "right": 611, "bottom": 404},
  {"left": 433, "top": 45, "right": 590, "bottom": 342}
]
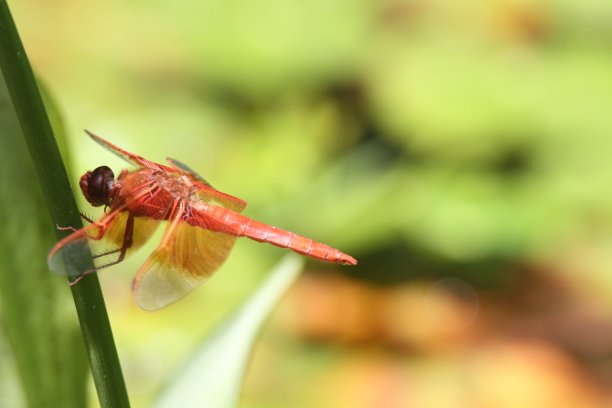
[{"left": 48, "top": 131, "right": 356, "bottom": 311}]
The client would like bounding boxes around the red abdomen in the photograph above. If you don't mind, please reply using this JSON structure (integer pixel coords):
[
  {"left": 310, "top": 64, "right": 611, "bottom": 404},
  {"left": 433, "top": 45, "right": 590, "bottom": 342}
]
[{"left": 199, "top": 205, "right": 357, "bottom": 265}]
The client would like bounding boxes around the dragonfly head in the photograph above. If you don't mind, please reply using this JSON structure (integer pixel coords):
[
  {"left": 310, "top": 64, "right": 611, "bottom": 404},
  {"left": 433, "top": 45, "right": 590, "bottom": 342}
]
[{"left": 80, "top": 166, "right": 116, "bottom": 207}]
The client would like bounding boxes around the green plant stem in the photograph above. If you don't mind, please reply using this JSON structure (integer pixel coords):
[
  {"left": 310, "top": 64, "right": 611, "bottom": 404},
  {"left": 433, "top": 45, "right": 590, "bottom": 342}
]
[{"left": 0, "top": 1, "right": 130, "bottom": 407}]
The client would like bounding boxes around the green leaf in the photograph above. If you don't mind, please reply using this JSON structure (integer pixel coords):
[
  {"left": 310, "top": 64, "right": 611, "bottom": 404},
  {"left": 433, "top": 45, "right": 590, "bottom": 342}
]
[
  {"left": 0, "top": 1, "right": 130, "bottom": 406},
  {"left": 154, "top": 255, "right": 304, "bottom": 408},
  {"left": 0, "top": 52, "right": 88, "bottom": 408}
]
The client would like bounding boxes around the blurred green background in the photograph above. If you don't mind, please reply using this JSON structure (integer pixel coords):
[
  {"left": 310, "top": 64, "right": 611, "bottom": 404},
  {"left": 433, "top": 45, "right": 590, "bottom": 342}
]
[{"left": 5, "top": 0, "right": 612, "bottom": 406}]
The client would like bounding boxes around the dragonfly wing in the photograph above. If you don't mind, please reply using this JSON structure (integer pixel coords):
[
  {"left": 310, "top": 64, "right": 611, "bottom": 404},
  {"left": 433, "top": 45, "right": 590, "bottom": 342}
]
[
  {"left": 167, "top": 157, "right": 213, "bottom": 186},
  {"left": 132, "top": 204, "right": 237, "bottom": 311},
  {"left": 48, "top": 210, "right": 161, "bottom": 277},
  {"left": 166, "top": 157, "right": 247, "bottom": 213},
  {"left": 48, "top": 221, "right": 101, "bottom": 277},
  {"left": 195, "top": 185, "right": 247, "bottom": 213},
  {"left": 85, "top": 130, "right": 164, "bottom": 170}
]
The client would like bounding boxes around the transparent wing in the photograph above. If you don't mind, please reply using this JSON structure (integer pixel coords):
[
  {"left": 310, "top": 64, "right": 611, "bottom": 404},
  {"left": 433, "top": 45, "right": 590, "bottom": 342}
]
[
  {"left": 48, "top": 210, "right": 161, "bottom": 277},
  {"left": 132, "top": 211, "right": 237, "bottom": 311},
  {"left": 85, "top": 130, "right": 164, "bottom": 170},
  {"left": 195, "top": 186, "right": 247, "bottom": 213},
  {"left": 167, "top": 157, "right": 213, "bottom": 186},
  {"left": 167, "top": 157, "right": 247, "bottom": 213}
]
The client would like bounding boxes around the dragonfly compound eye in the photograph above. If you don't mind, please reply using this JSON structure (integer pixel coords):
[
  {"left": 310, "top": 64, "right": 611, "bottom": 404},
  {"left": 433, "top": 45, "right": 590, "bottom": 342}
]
[{"left": 80, "top": 166, "right": 115, "bottom": 207}]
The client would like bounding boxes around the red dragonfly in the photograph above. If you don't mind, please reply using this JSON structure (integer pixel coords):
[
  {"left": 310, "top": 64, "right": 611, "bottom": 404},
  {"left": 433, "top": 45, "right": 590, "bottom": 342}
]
[{"left": 48, "top": 131, "right": 356, "bottom": 310}]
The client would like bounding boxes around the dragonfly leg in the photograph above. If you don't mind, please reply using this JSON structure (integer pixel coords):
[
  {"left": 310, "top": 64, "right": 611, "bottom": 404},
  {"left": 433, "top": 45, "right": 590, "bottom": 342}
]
[
  {"left": 56, "top": 224, "right": 79, "bottom": 233},
  {"left": 93, "top": 213, "right": 135, "bottom": 265},
  {"left": 56, "top": 211, "right": 97, "bottom": 232},
  {"left": 80, "top": 212, "right": 96, "bottom": 224},
  {"left": 69, "top": 270, "right": 95, "bottom": 286},
  {"left": 69, "top": 214, "right": 135, "bottom": 285}
]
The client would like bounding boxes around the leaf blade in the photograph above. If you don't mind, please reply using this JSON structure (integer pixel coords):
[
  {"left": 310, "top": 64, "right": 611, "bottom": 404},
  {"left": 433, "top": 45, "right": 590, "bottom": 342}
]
[
  {"left": 0, "top": 1, "right": 130, "bottom": 406},
  {"left": 155, "top": 255, "right": 303, "bottom": 408}
]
